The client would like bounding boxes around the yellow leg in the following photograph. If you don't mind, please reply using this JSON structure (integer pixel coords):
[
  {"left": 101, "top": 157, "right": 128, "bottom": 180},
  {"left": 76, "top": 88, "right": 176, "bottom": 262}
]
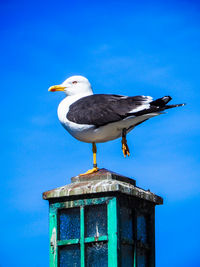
[
  {"left": 92, "top": 142, "right": 98, "bottom": 169},
  {"left": 122, "top": 129, "right": 130, "bottom": 157},
  {"left": 79, "top": 143, "right": 99, "bottom": 176}
]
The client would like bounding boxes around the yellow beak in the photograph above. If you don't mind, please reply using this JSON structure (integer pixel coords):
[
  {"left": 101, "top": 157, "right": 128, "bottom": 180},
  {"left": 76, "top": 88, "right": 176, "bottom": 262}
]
[{"left": 48, "top": 85, "right": 66, "bottom": 92}]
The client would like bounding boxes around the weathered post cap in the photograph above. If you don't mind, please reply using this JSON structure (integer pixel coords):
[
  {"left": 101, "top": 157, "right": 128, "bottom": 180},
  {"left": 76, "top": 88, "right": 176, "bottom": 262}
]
[{"left": 43, "top": 168, "right": 163, "bottom": 205}]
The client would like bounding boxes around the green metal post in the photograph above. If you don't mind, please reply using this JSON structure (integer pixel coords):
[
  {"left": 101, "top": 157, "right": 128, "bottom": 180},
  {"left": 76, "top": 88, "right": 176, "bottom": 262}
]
[
  {"left": 49, "top": 205, "right": 58, "bottom": 267},
  {"left": 108, "top": 197, "right": 118, "bottom": 267},
  {"left": 80, "top": 206, "right": 85, "bottom": 267},
  {"left": 43, "top": 169, "right": 163, "bottom": 267}
]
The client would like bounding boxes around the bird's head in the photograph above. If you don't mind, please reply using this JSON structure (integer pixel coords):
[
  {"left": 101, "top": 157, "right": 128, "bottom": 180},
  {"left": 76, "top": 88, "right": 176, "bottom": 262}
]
[{"left": 48, "top": 75, "right": 93, "bottom": 96}]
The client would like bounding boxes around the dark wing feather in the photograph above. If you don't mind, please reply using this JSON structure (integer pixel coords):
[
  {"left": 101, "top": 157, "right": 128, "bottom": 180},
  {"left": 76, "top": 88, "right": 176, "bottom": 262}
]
[
  {"left": 133, "top": 96, "right": 185, "bottom": 116},
  {"left": 67, "top": 94, "right": 151, "bottom": 126}
]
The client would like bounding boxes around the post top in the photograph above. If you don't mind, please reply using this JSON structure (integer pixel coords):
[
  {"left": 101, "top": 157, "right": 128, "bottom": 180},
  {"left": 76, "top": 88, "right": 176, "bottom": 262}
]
[
  {"left": 71, "top": 168, "right": 136, "bottom": 185},
  {"left": 43, "top": 168, "right": 163, "bottom": 205}
]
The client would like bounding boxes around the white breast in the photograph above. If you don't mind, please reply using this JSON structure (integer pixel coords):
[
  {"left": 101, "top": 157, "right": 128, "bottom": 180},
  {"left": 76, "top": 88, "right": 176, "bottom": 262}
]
[{"left": 57, "top": 95, "right": 95, "bottom": 142}]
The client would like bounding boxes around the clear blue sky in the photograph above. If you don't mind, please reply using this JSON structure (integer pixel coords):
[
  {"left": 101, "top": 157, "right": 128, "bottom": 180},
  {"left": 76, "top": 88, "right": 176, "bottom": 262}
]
[{"left": 1, "top": 0, "right": 200, "bottom": 266}]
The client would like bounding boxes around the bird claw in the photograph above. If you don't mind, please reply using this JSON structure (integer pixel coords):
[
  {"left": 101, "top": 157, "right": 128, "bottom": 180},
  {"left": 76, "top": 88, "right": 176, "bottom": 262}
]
[
  {"left": 79, "top": 167, "right": 99, "bottom": 176},
  {"left": 122, "top": 138, "right": 130, "bottom": 157}
]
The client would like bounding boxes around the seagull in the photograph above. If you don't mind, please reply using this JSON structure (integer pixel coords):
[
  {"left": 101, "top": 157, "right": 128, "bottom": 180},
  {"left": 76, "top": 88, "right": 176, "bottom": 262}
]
[{"left": 48, "top": 75, "right": 185, "bottom": 175}]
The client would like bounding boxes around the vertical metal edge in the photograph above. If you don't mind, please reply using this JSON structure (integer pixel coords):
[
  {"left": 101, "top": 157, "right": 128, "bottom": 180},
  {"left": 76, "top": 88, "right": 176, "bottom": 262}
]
[
  {"left": 108, "top": 197, "right": 118, "bottom": 267},
  {"left": 49, "top": 204, "right": 58, "bottom": 267},
  {"left": 117, "top": 198, "right": 121, "bottom": 267},
  {"left": 150, "top": 206, "right": 155, "bottom": 267},
  {"left": 133, "top": 208, "right": 137, "bottom": 267},
  {"left": 80, "top": 206, "right": 85, "bottom": 267}
]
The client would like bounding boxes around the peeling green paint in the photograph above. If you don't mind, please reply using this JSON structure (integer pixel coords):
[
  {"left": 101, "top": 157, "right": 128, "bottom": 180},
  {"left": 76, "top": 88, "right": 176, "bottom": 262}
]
[{"left": 49, "top": 207, "right": 58, "bottom": 267}]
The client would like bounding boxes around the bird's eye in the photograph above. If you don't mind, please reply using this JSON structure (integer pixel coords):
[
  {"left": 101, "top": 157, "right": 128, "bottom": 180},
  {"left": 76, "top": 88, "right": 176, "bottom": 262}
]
[{"left": 72, "top": 81, "right": 77, "bottom": 84}]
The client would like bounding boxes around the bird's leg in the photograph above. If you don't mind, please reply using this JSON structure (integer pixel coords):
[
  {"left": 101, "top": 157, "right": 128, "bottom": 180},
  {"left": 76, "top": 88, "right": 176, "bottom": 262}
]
[
  {"left": 92, "top": 142, "right": 98, "bottom": 171},
  {"left": 122, "top": 128, "right": 130, "bottom": 157},
  {"left": 79, "top": 142, "right": 99, "bottom": 176}
]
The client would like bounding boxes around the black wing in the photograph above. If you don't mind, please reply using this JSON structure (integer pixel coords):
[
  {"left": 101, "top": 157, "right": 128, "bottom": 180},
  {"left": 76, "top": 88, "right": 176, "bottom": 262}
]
[{"left": 67, "top": 94, "right": 153, "bottom": 126}]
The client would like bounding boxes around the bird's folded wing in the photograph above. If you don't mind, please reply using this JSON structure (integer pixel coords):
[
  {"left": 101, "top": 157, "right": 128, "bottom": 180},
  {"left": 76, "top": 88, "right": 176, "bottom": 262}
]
[{"left": 67, "top": 94, "right": 153, "bottom": 127}]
